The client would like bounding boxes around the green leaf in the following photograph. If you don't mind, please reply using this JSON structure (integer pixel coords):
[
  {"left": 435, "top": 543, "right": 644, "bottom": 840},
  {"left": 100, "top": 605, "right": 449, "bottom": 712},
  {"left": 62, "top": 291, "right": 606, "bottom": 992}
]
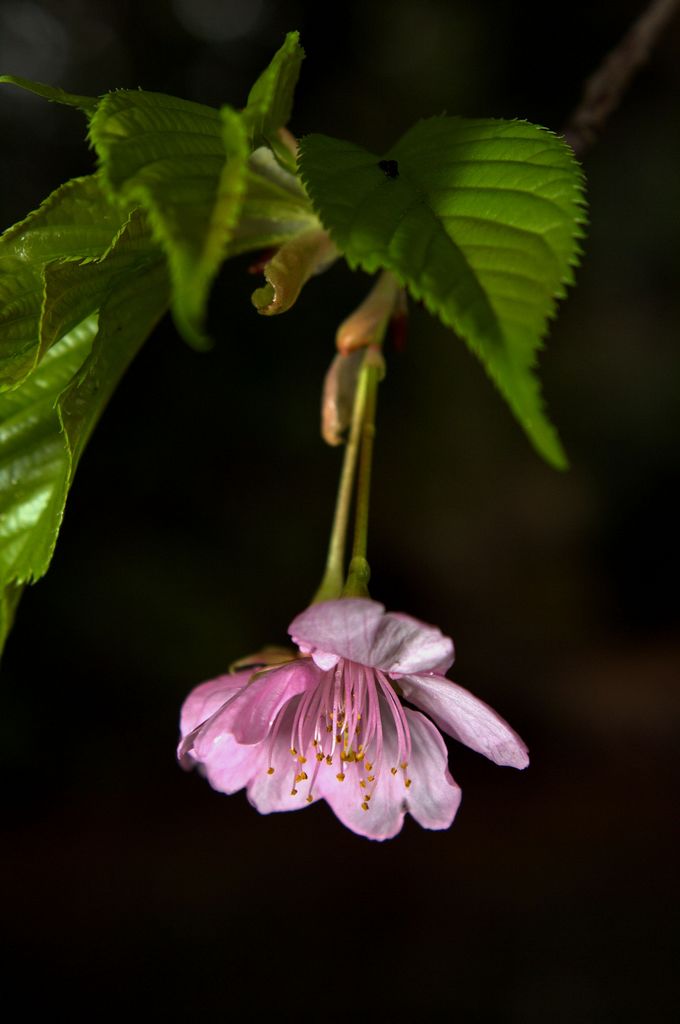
[
  {"left": 0, "top": 74, "right": 96, "bottom": 113},
  {"left": 89, "top": 89, "right": 249, "bottom": 348},
  {"left": 243, "top": 30, "right": 304, "bottom": 169},
  {"left": 0, "top": 175, "right": 133, "bottom": 389},
  {"left": 299, "top": 117, "right": 586, "bottom": 468},
  {"left": 0, "top": 216, "right": 168, "bottom": 655},
  {"left": 59, "top": 225, "right": 168, "bottom": 466},
  {"left": 0, "top": 581, "right": 23, "bottom": 654},
  {"left": 40, "top": 207, "right": 158, "bottom": 362},
  {"left": 0, "top": 316, "right": 98, "bottom": 587},
  {"left": 226, "top": 147, "right": 320, "bottom": 257}
]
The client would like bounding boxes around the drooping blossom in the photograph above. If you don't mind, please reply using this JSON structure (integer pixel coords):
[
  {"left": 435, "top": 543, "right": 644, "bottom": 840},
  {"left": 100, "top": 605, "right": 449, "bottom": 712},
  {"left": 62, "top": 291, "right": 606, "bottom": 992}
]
[{"left": 178, "top": 598, "right": 528, "bottom": 840}]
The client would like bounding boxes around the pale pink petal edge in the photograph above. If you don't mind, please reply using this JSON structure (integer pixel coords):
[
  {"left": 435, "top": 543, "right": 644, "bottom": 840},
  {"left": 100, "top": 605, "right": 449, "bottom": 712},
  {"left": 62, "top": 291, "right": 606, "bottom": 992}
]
[
  {"left": 399, "top": 673, "right": 530, "bottom": 769},
  {"left": 290, "top": 598, "right": 454, "bottom": 674}
]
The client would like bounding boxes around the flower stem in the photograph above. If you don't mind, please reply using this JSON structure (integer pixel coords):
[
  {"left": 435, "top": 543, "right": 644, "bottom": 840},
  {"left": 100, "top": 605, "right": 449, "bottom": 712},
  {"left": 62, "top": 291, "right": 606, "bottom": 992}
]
[
  {"left": 314, "top": 271, "right": 398, "bottom": 604},
  {"left": 343, "top": 347, "right": 383, "bottom": 599},
  {"left": 313, "top": 354, "right": 373, "bottom": 603}
]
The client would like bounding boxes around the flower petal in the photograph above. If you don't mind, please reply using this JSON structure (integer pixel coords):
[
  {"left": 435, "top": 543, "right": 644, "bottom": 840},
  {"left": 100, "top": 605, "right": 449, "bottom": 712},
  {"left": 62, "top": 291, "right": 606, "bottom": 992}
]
[
  {"left": 290, "top": 598, "right": 454, "bottom": 673},
  {"left": 195, "top": 659, "right": 318, "bottom": 754},
  {"left": 180, "top": 671, "right": 251, "bottom": 738},
  {"left": 315, "top": 697, "right": 407, "bottom": 840},
  {"left": 317, "top": 774, "right": 406, "bottom": 841},
  {"left": 310, "top": 650, "right": 340, "bottom": 670},
  {"left": 290, "top": 598, "right": 385, "bottom": 665},
  {"left": 246, "top": 701, "right": 320, "bottom": 814},
  {"left": 201, "top": 734, "right": 267, "bottom": 795},
  {"left": 178, "top": 671, "right": 250, "bottom": 762},
  {"left": 372, "top": 612, "right": 454, "bottom": 674},
  {"left": 398, "top": 674, "right": 530, "bottom": 768},
  {"left": 402, "top": 708, "right": 461, "bottom": 829}
]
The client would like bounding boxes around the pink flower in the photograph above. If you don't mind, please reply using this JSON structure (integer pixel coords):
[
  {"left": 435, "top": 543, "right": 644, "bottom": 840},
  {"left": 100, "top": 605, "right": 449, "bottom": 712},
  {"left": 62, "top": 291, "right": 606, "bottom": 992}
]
[{"left": 178, "top": 598, "right": 528, "bottom": 841}]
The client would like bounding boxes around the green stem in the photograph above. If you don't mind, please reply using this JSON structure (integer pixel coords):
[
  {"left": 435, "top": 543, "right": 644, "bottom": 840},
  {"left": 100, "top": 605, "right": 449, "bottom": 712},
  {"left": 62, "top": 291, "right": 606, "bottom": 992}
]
[
  {"left": 343, "top": 350, "right": 382, "bottom": 598},
  {"left": 312, "top": 358, "right": 372, "bottom": 603}
]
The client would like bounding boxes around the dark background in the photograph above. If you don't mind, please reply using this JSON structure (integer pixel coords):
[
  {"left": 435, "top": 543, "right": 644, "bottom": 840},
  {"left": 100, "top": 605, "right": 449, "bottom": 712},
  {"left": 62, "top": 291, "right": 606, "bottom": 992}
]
[{"left": 1, "top": 1, "right": 678, "bottom": 1018}]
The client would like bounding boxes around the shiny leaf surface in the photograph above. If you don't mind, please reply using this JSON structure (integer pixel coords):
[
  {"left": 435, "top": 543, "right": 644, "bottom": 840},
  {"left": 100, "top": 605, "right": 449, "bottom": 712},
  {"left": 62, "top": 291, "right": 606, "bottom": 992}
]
[
  {"left": 89, "top": 90, "right": 249, "bottom": 347},
  {"left": 299, "top": 118, "right": 586, "bottom": 468}
]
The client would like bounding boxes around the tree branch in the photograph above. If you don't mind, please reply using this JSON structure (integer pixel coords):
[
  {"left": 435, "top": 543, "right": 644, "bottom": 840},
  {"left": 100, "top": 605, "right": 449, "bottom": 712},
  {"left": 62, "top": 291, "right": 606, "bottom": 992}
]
[{"left": 564, "top": 0, "right": 679, "bottom": 157}]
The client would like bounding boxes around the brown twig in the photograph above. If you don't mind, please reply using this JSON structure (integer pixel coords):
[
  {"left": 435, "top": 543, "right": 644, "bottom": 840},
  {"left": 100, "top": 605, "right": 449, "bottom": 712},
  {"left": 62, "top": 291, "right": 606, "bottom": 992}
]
[{"left": 563, "top": 0, "right": 679, "bottom": 157}]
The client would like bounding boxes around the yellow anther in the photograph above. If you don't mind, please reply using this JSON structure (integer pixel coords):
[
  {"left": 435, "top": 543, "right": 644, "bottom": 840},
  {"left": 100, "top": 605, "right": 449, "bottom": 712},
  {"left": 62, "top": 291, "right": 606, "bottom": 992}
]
[
  {"left": 336, "top": 772, "right": 346, "bottom": 782},
  {"left": 361, "top": 802, "right": 369, "bottom": 811},
  {"left": 405, "top": 779, "right": 412, "bottom": 788},
  {"left": 364, "top": 762, "right": 372, "bottom": 771},
  {"left": 316, "top": 752, "right": 324, "bottom": 762},
  {"left": 290, "top": 747, "right": 297, "bottom": 756},
  {"left": 295, "top": 771, "right": 308, "bottom": 782},
  {"left": 359, "top": 780, "right": 366, "bottom": 789},
  {"left": 290, "top": 788, "right": 298, "bottom": 796},
  {"left": 298, "top": 755, "right": 307, "bottom": 764},
  {"left": 390, "top": 767, "right": 398, "bottom": 775},
  {"left": 355, "top": 751, "right": 364, "bottom": 761},
  {"left": 400, "top": 761, "right": 408, "bottom": 770},
  {"left": 306, "top": 794, "right": 314, "bottom": 803},
  {"left": 325, "top": 755, "right": 333, "bottom": 766},
  {"left": 336, "top": 734, "right": 343, "bottom": 743},
  {"left": 367, "top": 775, "right": 375, "bottom": 783},
  {"left": 326, "top": 725, "right": 333, "bottom": 733},
  {"left": 266, "top": 767, "right": 275, "bottom": 775},
  {"left": 312, "top": 739, "right": 318, "bottom": 747}
]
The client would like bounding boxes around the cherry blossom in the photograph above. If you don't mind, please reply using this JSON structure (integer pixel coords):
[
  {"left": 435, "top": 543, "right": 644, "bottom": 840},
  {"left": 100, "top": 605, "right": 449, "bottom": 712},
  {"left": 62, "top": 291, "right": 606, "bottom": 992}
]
[{"left": 179, "top": 598, "right": 528, "bottom": 840}]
